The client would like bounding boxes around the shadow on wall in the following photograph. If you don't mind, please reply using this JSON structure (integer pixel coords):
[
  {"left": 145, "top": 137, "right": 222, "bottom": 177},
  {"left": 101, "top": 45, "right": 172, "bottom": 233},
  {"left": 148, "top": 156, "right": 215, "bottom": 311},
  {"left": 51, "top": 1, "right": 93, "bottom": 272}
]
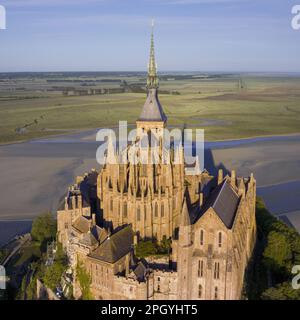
[{"left": 204, "top": 147, "right": 229, "bottom": 177}]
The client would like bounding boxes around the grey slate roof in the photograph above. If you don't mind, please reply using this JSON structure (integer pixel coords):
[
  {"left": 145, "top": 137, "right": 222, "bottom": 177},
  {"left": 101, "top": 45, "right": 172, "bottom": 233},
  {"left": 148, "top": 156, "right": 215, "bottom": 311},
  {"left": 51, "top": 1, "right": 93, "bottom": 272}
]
[
  {"left": 72, "top": 216, "right": 90, "bottom": 234},
  {"left": 133, "top": 259, "right": 148, "bottom": 282},
  {"left": 91, "top": 225, "right": 108, "bottom": 244},
  {"left": 79, "top": 231, "right": 98, "bottom": 247},
  {"left": 138, "top": 89, "right": 167, "bottom": 122},
  {"left": 89, "top": 225, "right": 133, "bottom": 264},
  {"left": 200, "top": 180, "right": 240, "bottom": 229},
  {"left": 181, "top": 196, "right": 191, "bottom": 226}
]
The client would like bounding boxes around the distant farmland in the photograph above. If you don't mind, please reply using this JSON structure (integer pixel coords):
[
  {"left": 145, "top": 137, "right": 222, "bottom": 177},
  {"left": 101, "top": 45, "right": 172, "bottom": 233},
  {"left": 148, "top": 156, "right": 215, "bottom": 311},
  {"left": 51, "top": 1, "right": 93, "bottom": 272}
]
[{"left": 1, "top": 72, "right": 300, "bottom": 143}]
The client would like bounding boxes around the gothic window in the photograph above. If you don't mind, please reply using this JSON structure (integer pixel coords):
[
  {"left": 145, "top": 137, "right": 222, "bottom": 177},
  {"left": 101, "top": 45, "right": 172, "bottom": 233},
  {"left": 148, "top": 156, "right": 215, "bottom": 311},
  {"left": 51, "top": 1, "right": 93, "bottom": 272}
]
[
  {"left": 198, "top": 284, "right": 202, "bottom": 298},
  {"left": 64, "top": 223, "right": 68, "bottom": 229},
  {"left": 214, "top": 262, "right": 220, "bottom": 280},
  {"left": 123, "top": 203, "right": 127, "bottom": 218},
  {"left": 144, "top": 205, "right": 147, "bottom": 220},
  {"left": 137, "top": 206, "right": 141, "bottom": 221},
  {"left": 157, "top": 284, "right": 160, "bottom": 292},
  {"left": 218, "top": 232, "right": 222, "bottom": 248},
  {"left": 110, "top": 199, "right": 113, "bottom": 211},
  {"left": 198, "top": 260, "right": 204, "bottom": 277},
  {"left": 155, "top": 202, "right": 158, "bottom": 217},
  {"left": 214, "top": 286, "right": 218, "bottom": 300},
  {"left": 161, "top": 203, "right": 164, "bottom": 217},
  {"left": 200, "top": 230, "right": 204, "bottom": 246}
]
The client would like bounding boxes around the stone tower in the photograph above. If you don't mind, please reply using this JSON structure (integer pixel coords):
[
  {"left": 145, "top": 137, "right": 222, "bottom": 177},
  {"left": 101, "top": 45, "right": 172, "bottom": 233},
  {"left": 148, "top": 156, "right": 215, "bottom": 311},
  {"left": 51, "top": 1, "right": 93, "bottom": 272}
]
[{"left": 97, "top": 24, "right": 202, "bottom": 241}]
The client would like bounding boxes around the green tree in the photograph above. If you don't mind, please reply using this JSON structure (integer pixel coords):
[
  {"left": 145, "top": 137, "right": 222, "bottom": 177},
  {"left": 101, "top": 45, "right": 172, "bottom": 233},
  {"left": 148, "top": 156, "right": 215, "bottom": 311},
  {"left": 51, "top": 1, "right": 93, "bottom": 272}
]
[
  {"left": 42, "top": 243, "right": 67, "bottom": 291},
  {"left": 135, "top": 239, "right": 171, "bottom": 258},
  {"left": 31, "top": 212, "right": 56, "bottom": 244},
  {"left": 263, "top": 231, "right": 292, "bottom": 272},
  {"left": 76, "top": 261, "right": 93, "bottom": 300},
  {"left": 262, "top": 282, "right": 300, "bottom": 300},
  {"left": 245, "top": 198, "right": 300, "bottom": 300},
  {"left": 43, "top": 261, "right": 65, "bottom": 291}
]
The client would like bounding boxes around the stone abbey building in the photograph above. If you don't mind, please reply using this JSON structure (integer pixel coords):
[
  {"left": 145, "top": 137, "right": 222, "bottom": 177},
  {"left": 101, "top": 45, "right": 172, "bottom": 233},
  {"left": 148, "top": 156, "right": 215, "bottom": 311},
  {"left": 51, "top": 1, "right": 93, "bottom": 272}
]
[{"left": 57, "top": 28, "right": 257, "bottom": 300}]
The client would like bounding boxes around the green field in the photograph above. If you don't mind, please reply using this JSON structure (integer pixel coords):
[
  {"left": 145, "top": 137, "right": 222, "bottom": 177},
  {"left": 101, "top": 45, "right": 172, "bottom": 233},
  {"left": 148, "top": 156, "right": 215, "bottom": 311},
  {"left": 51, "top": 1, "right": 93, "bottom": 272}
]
[{"left": 1, "top": 73, "right": 300, "bottom": 143}]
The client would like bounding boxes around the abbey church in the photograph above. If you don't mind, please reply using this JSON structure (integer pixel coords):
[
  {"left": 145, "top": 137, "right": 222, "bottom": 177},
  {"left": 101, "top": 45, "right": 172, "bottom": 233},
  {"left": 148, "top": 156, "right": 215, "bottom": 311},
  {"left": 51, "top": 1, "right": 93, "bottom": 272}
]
[{"left": 57, "top": 28, "right": 257, "bottom": 300}]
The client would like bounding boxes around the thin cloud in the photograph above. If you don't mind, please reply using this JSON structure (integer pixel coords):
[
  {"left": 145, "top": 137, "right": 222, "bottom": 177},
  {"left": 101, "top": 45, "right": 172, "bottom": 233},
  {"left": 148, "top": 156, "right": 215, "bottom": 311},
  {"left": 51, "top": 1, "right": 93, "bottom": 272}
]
[
  {"left": 2, "top": 0, "right": 105, "bottom": 8},
  {"left": 158, "top": 0, "right": 249, "bottom": 4}
]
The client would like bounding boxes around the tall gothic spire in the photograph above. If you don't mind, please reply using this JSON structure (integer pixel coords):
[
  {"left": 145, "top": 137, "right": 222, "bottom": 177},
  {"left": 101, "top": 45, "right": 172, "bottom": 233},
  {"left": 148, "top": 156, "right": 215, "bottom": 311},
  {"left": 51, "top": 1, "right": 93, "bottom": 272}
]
[
  {"left": 146, "top": 20, "right": 159, "bottom": 89},
  {"left": 137, "top": 21, "right": 167, "bottom": 123}
]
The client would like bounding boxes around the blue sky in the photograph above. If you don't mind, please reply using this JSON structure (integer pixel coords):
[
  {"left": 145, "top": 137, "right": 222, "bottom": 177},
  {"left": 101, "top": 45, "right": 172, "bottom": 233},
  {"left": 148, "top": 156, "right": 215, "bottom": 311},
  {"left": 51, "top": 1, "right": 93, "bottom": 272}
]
[{"left": 0, "top": 0, "right": 299, "bottom": 72}]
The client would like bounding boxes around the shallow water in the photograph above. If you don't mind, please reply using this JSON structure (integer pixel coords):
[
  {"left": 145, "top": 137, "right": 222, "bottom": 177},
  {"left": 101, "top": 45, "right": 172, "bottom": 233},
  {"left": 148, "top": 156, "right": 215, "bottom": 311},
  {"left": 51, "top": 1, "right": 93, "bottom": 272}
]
[{"left": 0, "top": 220, "right": 32, "bottom": 247}]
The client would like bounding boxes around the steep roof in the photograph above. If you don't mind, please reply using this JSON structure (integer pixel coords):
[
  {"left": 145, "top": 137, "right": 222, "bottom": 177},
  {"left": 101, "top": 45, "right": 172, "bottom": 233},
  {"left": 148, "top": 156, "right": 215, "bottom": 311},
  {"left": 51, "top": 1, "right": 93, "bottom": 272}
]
[
  {"left": 72, "top": 216, "right": 90, "bottom": 234},
  {"left": 180, "top": 196, "right": 191, "bottom": 226},
  {"left": 79, "top": 231, "right": 98, "bottom": 247},
  {"left": 200, "top": 180, "right": 240, "bottom": 229},
  {"left": 138, "top": 89, "right": 167, "bottom": 122},
  {"left": 133, "top": 259, "right": 148, "bottom": 282},
  {"left": 89, "top": 225, "right": 133, "bottom": 264},
  {"left": 91, "top": 225, "right": 108, "bottom": 244}
]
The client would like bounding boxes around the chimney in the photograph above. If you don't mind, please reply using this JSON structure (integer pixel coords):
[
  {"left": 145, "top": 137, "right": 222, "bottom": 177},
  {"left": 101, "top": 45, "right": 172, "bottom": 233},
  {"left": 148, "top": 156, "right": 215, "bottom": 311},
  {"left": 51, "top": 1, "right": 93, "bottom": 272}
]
[
  {"left": 92, "top": 213, "right": 96, "bottom": 226},
  {"left": 77, "top": 194, "right": 82, "bottom": 210},
  {"left": 71, "top": 195, "right": 76, "bottom": 210},
  {"left": 218, "top": 169, "right": 223, "bottom": 185},
  {"left": 64, "top": 197, "right": 68, "bottom": 211},
  {"left": 231, "top": 170, "right": 236, "bottom": 188}
]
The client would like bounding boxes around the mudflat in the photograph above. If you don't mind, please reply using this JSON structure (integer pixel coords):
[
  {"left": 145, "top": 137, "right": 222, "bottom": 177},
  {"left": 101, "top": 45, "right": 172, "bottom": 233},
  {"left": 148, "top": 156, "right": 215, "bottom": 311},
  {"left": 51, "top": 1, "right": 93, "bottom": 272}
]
[{"left": 0, "top": 131, "right": 299, "bottom": 244}]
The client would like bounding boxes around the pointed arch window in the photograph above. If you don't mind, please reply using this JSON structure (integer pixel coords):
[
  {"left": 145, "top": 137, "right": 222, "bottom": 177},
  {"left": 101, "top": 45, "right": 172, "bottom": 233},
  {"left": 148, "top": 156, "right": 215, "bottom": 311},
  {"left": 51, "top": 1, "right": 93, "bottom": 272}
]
[
  {"left": 200, "top": 230, "right": 204, "bottom": 246},
  {"left": 198, "top": 260, "right": 204, "bottom": 277},
  {"left": 214, "top": 262, "right": 220, "bottom": 280},
  {"left": 218, "top": 232, "right": 222, "bottom": 248},
  {"left": 161, "top": 203, "right": 164, "bottom": 217},
  {"left": 155, "top": 202, "right": 158, "bottom": 217},
  {"left": 123, "top": 203, "right": 127, "bottom": 218},
  {"left": 198, "top": 284, "right": 202, "bottom": 298},
  {"left": 137, "top": 206, "right": 141, "bottom": 221},
  {"left": 214, "top": 286, "right": 218, "bottom": 300}
]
